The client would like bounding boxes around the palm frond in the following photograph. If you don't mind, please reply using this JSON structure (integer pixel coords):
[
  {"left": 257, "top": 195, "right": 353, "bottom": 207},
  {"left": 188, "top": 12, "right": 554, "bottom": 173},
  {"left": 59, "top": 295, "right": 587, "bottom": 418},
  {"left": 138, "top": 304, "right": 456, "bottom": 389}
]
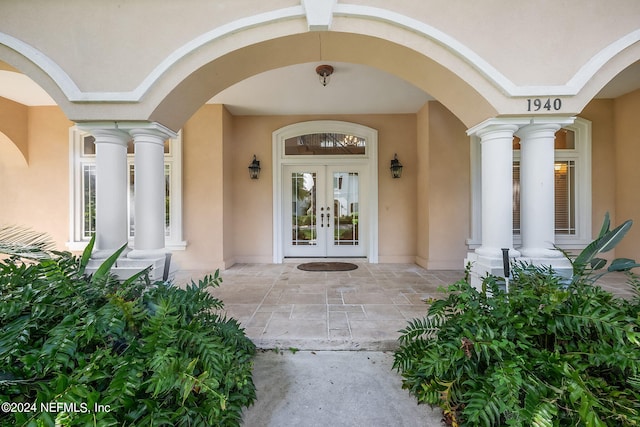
[{"left": 0, "top": 224, "right": 56, "bottom": 260}]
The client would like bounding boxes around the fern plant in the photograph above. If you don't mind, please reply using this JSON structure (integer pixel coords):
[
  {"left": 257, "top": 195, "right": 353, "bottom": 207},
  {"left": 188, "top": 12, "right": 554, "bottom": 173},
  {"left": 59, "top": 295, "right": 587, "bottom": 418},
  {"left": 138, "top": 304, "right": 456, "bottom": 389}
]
[
  {"left": 0, "top": 235, "right": 256, "bottom": 426},
  {"left": 394, "top": 217, "right": 640, "bottom": 427}
]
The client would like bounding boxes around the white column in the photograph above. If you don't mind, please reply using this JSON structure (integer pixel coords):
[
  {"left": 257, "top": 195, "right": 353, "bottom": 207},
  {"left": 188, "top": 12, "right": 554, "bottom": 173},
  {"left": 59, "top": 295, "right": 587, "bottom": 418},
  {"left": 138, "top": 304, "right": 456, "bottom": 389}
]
[
  {"left": 127, "top": 126, "right": 176, "bottom": 259},
  {"left": 89, "top": 128, "right": 131, "bottom": 259},
  {"left": 516, "top": 123, "right": 562, "bottom": 258},
  {"left": 475, "top": 123, "right": 520, "bottom": 259}
]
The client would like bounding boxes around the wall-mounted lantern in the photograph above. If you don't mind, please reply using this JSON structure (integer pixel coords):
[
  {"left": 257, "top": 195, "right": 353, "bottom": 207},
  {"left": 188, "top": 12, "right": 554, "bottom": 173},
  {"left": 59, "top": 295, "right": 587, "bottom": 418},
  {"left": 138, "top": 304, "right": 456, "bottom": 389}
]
[
  {"left": 390, "top": 153, "right": 403, "bottom": 179},
  {"left": 248, "top": 155, "right": 261, "bottom": 179}
]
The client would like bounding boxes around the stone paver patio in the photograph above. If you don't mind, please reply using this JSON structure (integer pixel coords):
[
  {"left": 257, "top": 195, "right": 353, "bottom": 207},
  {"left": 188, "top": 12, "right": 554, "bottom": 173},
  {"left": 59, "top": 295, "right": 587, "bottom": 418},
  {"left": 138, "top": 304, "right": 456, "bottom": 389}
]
[{"left": 174, "top": 262, "right": 635, "bottom": 351}]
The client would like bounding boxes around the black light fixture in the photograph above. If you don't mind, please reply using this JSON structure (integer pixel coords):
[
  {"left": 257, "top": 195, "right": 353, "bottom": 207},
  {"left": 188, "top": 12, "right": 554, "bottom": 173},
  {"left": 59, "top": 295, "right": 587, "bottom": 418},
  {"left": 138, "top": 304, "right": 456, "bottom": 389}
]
[
  {"left": 390, "top": 153, "right": 403, "bottom": 179},
  {"left": 248, "top": 155, "right": 261, "bottom": 179},
  {"left": 315, "top": 64, "right": 334, "bottom": 87}
]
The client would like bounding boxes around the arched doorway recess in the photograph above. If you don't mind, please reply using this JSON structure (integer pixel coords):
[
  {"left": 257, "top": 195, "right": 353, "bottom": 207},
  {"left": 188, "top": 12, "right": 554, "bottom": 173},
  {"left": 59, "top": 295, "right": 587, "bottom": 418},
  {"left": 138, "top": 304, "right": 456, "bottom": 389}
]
[{"left": 272, "top": 121, "right": 378, "bottom": 263}]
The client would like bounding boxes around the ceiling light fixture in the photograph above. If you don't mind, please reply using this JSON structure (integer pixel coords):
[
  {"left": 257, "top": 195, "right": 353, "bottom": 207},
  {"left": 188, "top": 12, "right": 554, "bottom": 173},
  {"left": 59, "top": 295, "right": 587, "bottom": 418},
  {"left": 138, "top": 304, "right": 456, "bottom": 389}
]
[{"left": 315, "top": 64, "right": 334, "bottom": 87}]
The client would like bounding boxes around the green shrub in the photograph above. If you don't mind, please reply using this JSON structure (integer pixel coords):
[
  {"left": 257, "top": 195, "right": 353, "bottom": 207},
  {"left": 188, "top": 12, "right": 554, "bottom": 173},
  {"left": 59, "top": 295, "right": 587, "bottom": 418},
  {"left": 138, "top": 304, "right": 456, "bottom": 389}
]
[
  {"left": 0, "top": 238, "right": 256, "bottom": 426},
  {"left": 394, "top": 263, "right": 640, "bottom": 426},
  {"left": 394, "top": 213, "right": 640, "bottom": 426}
]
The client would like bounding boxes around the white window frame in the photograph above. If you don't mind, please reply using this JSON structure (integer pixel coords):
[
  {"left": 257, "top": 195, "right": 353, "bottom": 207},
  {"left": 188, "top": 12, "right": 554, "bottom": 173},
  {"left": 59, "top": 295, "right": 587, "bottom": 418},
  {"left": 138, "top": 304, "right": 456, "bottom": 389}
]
[
  {"left": 67, "top": 126, "right": 185, "bottom": 251},
  {"left": 467, "top": 117, "right": 592, "bottom": 250}
]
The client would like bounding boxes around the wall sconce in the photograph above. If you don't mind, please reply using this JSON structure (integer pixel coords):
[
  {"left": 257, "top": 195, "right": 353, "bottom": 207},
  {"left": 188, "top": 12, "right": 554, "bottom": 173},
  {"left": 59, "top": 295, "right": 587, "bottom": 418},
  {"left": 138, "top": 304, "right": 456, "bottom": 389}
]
[
  {"left": 248, "top": 155, "right": 261, "bottom": 179},
  {"left": 390, "top": 153, "right": 403, "bottom": 179},
  {"left": 315, "top": 64, "right": 334, "bottom": 87}
]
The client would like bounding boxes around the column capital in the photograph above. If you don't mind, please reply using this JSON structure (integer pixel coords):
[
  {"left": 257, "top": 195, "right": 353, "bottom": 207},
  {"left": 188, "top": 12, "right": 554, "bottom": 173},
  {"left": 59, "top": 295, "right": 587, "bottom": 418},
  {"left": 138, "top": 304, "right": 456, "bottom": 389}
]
[
  {"left": 129, "top": 127, "right": 173, "bottom": 146},
  {"left": 76, "top": 121, "right": 177, "bottom": 140},
  {"left": 516, "top": 122, "right": 562, "bottom": 139},
  {"left": 127, "top": 122, "right": 177, "bottom": 141},
  {"left": 76, "top": 124, "right": 130, "bottom": 146},
  {"left": 516, "top": 117, "right": 575, "bottom": 139},
  {"left": 467, "top": 118, "right": 519, "bottom": 139},
  {"left": 467, "top": 116, "right": 576, "bottom": 138}
]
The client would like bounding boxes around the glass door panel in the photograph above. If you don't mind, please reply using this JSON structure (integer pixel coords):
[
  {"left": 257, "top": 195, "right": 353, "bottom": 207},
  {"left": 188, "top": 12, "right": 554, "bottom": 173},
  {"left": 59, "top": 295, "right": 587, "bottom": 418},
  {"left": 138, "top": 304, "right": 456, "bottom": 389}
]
[
  {"left": 284, "top": 166, "right": 325, "bottom": 257},
  {"left": 291, "top": 172, "right": 317, "bottom": 246},
  {"left": 284, "top": 165, "right": 366, "bottom": 258},
  {"left": 326, "top": 166, "right": 366, "bottom": 257},
  {"left": 332, "top": 172, "right": 359, "bottom": 246}
]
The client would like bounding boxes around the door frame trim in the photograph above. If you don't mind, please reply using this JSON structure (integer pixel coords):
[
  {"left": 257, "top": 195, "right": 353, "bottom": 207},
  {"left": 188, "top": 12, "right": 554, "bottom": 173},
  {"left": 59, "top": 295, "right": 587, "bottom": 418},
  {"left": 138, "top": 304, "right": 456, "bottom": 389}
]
[{"left": 272, "top": 120, "right": 378, "bottom": 263}]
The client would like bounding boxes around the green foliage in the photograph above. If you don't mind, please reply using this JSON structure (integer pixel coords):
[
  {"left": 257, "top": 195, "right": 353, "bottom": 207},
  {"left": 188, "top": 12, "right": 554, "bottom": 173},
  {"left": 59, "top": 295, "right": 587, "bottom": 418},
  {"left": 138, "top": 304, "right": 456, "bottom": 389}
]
[
  {"left": 0, "top": 224, "right": 56, "bottom": 260},
  {"left": 394, "top": 263, "right": 640, "bottom": 426},
  {"left": 0, "top": 244, "right": 256, "bottom": 426},
  {"left": 562, "top": 212, "right": 640, "bottom": 284}
]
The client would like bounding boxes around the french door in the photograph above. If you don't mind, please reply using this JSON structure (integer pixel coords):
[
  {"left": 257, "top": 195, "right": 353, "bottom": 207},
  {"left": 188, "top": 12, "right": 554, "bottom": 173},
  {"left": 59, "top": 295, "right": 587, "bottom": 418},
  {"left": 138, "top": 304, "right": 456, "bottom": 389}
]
[{"left": 283, "top": 164, "right": 366, "bottom": 257}]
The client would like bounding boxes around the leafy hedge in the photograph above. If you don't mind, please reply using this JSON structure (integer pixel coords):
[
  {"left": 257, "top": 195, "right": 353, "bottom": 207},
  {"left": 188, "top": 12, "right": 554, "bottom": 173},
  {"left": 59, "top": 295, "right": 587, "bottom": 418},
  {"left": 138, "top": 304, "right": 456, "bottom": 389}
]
[
  {"left": 0, "top": 241, "right": 256, "bottom": 426},
  {"left": 395, "top": 266, "right": 640, "bottom": 426},
  {"left": 394, "top": 216, "right": 640, "bottom": 426}
]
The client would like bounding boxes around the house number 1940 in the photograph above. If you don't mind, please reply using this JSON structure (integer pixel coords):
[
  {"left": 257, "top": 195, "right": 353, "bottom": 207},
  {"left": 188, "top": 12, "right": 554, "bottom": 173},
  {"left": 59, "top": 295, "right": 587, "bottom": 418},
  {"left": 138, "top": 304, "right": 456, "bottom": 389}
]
[{"left": 527, "top": 98, "right": 562, "bottom": 112}]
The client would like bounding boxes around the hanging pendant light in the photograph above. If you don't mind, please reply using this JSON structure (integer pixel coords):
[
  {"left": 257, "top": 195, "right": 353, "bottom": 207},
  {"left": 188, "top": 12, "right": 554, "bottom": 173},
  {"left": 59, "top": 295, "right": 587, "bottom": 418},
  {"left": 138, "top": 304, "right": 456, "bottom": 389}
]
[{"left": 315, "top": 64, "right": 334, "bottom": 87}]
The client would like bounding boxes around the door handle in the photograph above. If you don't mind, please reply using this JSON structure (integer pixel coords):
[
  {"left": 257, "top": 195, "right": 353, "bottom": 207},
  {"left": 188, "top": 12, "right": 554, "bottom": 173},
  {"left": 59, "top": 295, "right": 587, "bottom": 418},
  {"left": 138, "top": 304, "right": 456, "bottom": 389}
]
[{"left": 320, "top": 213, "right": 324, "bottom": 227}]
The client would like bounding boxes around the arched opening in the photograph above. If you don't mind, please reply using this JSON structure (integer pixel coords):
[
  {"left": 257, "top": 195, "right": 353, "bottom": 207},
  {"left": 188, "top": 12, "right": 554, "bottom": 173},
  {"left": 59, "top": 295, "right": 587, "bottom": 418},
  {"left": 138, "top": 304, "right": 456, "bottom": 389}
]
[{"left": 149, "top": 32, "right": 495, "bottom": 131}]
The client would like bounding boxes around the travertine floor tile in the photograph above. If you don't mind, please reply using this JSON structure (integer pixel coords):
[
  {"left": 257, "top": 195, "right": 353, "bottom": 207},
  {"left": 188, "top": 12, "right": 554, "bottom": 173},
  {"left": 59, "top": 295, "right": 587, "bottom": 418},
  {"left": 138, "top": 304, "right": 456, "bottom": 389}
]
[{"left": 175, "top": 264, "right": 629, "bottom": 351}]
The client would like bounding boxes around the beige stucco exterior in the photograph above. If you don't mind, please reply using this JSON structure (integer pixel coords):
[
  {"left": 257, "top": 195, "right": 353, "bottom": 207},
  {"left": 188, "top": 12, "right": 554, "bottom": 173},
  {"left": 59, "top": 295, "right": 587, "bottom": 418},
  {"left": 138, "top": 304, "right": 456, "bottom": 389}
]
[{"left": 1, "top": 1, "right": 639, "bottom": 273}]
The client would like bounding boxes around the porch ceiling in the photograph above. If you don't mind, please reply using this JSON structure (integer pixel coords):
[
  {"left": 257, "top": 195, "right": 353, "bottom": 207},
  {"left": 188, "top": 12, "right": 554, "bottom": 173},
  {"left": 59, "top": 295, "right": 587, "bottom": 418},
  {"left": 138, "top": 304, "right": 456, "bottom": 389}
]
[{"left": 207, "top": 61, "right": 433, "bottom": 115}]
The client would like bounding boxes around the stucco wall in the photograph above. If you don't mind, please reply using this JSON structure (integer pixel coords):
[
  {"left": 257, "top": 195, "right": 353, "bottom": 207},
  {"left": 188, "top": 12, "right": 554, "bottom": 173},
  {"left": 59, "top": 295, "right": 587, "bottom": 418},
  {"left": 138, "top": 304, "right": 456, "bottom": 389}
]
[
  {"left": 0, "top": 97, "right": 28, "bottom": 163},
  {"left": 415, "top": 103, "right": 430, "bottom": 266},
  {"left": 0, "top": 106, "right": 71, "bottom": 247},
  {"left": 222, "top": 106, "right": 236, "bottom": 266},
  {"left": 580, "top": 99, "right": 617, "bottom": 239},
  {"left": 228, "top": 113, "right": 418, "bottom": 264},
  {"left": 230, "top": 115, "right": 274, "bottom": 263},
  {"left": 426, "top": 102, "right": 470, "bottom": 269},
  {"left": 613, "top": 89, "right": 640, "bottom": 261},
  {"left": 175, "top": 104, "right": 227, "bottom": 270}
]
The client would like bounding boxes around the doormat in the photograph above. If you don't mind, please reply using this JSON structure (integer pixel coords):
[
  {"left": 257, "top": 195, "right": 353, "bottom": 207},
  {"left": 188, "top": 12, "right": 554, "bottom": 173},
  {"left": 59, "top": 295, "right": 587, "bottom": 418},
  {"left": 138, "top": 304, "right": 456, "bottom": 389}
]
[{"left": 297, "top": 262, "right": 358, "bottom": 272}]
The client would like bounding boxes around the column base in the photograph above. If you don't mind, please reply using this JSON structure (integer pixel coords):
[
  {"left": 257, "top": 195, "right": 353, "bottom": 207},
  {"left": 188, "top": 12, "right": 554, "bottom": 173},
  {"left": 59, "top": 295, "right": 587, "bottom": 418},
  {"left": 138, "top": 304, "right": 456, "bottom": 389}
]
[
  {"left": 517, "top": 255, "right": 573, "bottom": 280},
  {"left": 519, "top": 247, "right": 564, "bottom": 258},
  {"left": 91, "top": 246, "right": 131, "bottom": 260},
  {"left": 86, "top": 253, "right": 171, "bottom": 282},
  {"left": 127, "top": 248, "right": 166, "bottom": 259},
  {"left": 465, "top": 252, "right": 574, "bottom": 291},
  {"left": 465, "top": 252, "right": 511, "bottom": 290}
]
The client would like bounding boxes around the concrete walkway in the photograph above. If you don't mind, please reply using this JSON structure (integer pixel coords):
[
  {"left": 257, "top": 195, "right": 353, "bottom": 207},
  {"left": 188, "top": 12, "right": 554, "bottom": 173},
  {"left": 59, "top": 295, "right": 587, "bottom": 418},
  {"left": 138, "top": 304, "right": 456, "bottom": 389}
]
[{"left": 241, "top": 350, "right": 444, "bottom": 427}]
